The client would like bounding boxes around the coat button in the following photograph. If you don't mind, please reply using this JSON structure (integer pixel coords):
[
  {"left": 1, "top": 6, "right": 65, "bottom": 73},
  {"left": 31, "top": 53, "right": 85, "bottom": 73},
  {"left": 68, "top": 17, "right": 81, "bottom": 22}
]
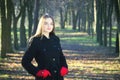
[
  {"left": 53, "top": 58, "right": 55, "bottom": 61},
  {"left": 43, "top": 48, "right": 46, "bottom": 51},
  {"left": 54, "top": 70, "right": 57, "bottom": 73}
]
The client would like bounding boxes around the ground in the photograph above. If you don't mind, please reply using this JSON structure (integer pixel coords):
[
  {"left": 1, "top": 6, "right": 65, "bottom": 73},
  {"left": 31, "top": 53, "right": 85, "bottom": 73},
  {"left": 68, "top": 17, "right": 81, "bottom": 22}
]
[{"left": 0, "top": 31, "right": 120, "bottom": 80}]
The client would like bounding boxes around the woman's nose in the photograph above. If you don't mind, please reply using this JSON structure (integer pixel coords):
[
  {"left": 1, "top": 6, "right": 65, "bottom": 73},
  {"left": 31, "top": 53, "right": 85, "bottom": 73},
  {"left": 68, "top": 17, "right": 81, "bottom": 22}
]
[{"left": 47, "top": 24, "right": 51, "bottom": 27}]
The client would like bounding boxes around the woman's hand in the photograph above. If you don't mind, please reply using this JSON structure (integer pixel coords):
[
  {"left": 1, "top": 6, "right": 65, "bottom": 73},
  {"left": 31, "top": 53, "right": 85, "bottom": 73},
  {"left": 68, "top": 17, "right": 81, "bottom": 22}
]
[
  {"left": 36, "top": 69, "right": 51, "bottom": 78},
  {"left": 60, "top": 66, "right": 68, "bottom": 76}
]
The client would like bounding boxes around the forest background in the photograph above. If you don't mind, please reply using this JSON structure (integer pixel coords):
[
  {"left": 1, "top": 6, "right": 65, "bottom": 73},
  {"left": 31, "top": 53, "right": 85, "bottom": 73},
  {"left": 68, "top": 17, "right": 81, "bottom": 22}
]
[{"left": 0, "top": 0, "right": 120, "bottom": 80}]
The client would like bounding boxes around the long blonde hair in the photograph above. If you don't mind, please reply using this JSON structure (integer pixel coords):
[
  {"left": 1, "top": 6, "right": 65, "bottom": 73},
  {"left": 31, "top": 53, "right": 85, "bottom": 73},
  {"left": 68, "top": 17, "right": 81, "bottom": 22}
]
[{"left": 34, "top": 14, "right": 55, "bottom": 37}]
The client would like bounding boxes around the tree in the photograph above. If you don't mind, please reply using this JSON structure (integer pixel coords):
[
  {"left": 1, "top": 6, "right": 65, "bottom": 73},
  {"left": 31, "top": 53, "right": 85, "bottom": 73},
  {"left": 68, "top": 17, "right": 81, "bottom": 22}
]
[
  {"left": 12, "top": 0, "right": 22, "bottom": 50},
  {"left": 20, "top": 0, "right": 27, "bottom": 49},
  {"left": 108, "top": 0, "right": 113, "bottom": 47},
  {"left": 113, "top": 0, "right": 120, "bottom": 57},
  {"left": 32, "top": 0, "right": 39, "bottom": 35},
  {"left": 87, "top": 0, "right": 94, "bottom": 36},
  {"left": 70, "top": 0, "right": 80, "bottom": 30},
  {"left": 26, "top": 0, "right": 34, "bottom": 38},
  {"left": 96, "top": 0, "right": 103, "bottom": 45},
  {"left": 57, "top": 0, "right": 68, "bottom": 29},
  {"left": 1, "top": 0, "right": 13, "bottom": 58},
  {"left": 102, "top": 0, "right": 107, "bottom": 46}
]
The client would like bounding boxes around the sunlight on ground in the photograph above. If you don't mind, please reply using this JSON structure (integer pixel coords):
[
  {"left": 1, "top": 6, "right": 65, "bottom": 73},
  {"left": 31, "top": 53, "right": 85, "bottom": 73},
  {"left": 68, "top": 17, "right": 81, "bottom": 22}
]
[
  {"left": 66, "top": 59, "right": 120, "bottom": 79},
  {"left": 56, "top": 31, "right": 88, "bottom": 37},
  {"left": 0, "top": 74, "right": 9, "bottom": 78},
  {"left": 57, "top": 31, "right": 99, "bottom": 46}
]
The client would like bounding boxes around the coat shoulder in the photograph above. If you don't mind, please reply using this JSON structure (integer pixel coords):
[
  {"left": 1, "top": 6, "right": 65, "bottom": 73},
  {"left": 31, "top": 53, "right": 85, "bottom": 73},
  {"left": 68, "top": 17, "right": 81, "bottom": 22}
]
[
  {"left": 52, "top": 35, "right": 60, "bottom": 42},
  {"left": 28, "top": 36, "right": 40, "bottom": 43},
  {"left": 27, "top": 36, "right": 42, "bottom": 47}
]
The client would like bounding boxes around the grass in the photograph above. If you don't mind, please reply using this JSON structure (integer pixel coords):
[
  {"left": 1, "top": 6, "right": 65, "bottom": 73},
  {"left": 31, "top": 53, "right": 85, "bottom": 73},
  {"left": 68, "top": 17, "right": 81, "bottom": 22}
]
[
  {"left": 0, "top": 74, "right": 9, "bottom": 79},
  {"left": 60, "top": 36, "right": 98, "bottom": 46},
  {"left": 55, "top": 27, "right": 116, "bottom": 47},
  {"left": 56, "top": 28, "right": 97, "bottom": 44}
]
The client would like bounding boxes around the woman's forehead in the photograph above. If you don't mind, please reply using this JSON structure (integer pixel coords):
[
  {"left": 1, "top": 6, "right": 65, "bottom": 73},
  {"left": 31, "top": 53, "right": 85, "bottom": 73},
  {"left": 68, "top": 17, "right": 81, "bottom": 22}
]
[{"left": 44, "top": 18, "right": 53, "bottom": 22}]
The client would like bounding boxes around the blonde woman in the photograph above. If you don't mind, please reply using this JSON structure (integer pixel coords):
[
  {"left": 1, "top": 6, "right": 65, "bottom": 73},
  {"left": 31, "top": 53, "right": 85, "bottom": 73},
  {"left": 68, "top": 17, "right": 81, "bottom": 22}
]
[{"left": 21, "top": 14, "right": 68, "bottom": 80}]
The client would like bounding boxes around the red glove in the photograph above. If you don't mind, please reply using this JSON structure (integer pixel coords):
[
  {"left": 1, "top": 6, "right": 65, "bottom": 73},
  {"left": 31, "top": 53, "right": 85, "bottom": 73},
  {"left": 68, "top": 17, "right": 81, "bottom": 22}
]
[
  {"left": 42, "top": 69, "right": 51, "bottom": 78},
  {"left": 60, "top": 66, "right": 68, "bottom": 76},
  {"left": 36, "top": 69, "right": 51, "bottom": 78},
  {"left": 36, "top": 70, "right": 43, "bottom": 77}
]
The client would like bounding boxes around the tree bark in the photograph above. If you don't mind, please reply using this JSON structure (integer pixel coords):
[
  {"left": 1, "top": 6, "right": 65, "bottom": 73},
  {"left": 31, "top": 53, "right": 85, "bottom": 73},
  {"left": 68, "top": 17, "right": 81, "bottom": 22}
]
[
  {"left": 1, "top": 0, "right": 13, "bottom": 58},
  {"left": 26, "top": 0, "right": 33, "bottom": 38},
  {"left": 103, "top": 0, "right": 107, "bottom": 46},
  {"left": 12, "top": 0, "right": 22, "bottom": 50},
  {"left": 1, "top": 0, "right": 7, "bottom": 58},
  {"left": 20, "top": 0, "right": 27, "bottom": 49},
  {"left": 113, "top": 0, "right": 120, "bottom": 57},
  {"left": 96, "top": 0, "right": 103, "bottom": 45},
  {"left": 32, "top": 0, "right": 39, "bottom": 35},
  {"left": 59, "top": 7, "right": 65, "bottom": 29},
  {"left": 108, "top": 0, "right": 113, "bottom": 47}
]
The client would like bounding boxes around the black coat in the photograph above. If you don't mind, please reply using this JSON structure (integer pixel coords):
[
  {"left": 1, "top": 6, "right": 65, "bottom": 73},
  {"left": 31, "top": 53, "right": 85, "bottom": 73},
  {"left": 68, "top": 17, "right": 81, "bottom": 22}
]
[{"left": 21, "top": 34, "right": 68, "bottom": 80}]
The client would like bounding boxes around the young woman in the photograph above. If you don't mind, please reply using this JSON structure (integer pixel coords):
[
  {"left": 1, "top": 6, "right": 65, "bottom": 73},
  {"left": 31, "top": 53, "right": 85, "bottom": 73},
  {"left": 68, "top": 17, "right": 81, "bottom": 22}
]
[{"left": 21, "top": 14, "right": 68, "bottom": 80}]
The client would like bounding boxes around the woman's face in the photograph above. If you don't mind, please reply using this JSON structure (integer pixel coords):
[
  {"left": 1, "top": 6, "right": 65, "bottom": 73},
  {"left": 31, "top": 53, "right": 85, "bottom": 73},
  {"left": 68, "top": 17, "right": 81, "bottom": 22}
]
[{"left": 43, "top": 18, "right": 54, "bottom": 34}]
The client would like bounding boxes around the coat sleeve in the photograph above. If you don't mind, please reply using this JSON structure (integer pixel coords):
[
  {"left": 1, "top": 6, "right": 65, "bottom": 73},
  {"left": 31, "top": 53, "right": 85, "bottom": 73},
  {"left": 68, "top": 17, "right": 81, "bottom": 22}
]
[
  {"left": 57, "top": 37, "right": 68, "bottom": 68},
  {"left": 59, "top": 49, "right": 68, "bottom": 68},
  {"left": 21, "top": 37, "right": 39, "bottom": 76}
]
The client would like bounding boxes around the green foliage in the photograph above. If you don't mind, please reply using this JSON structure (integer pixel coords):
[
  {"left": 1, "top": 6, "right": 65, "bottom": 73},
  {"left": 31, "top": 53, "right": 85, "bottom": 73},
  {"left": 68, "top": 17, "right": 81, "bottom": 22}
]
[
  {"left": 55, "top": 27, "right": 116, "bottom": 47},
  {"left": 0, "top": 74, "right": 9, "bottom": 79},
  {"left": 55, "top": 27, "right": 98, "bottom": 46},
  {"left": 61, "top": 36, "right": 98, "bottom": 46}
]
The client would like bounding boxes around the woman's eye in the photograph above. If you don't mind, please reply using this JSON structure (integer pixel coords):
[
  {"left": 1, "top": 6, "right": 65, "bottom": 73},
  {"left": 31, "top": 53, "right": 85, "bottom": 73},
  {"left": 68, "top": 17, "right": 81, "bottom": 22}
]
[
  {"left": 50, "top": 23, "right": 53, "bottom": 25},
  {"left": 44, "top": 22, "right": 48, "bottom": 25}
]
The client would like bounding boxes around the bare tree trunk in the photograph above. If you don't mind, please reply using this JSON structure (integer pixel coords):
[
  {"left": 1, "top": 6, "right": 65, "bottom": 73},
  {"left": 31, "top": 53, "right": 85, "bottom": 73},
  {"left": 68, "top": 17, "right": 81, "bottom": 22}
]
[
  {"left": 78, "top": 10, "right": 81, "bottom": 31},
  {"left": 96, "top": 0, "right": 103, "bottom": 45},
  {"left": 32, "top": 0, "right": 39, "bottom": 35},
  {"left": 103, "top": 0, "right": 107, "bottom": 46},
  {"left": 26, "top": 0, "right": 33, "bottom": 38},
  {"left": 1, "top": 0, "right": 13, "bottom": 58},
  {"left": 6, "top": 0, "right": 13, "bottom": 52},
  {"left": 113, "top": 0, "right": 120, "bottom": 57},
  {"left": 13, "top": 18, "right": 19, "bottom": 50},
  {"left": 20, "top": 0, "right": 27, "bottom": 49},
  {"left": 72, "top": 10, "right": 76, "bottom": 30},
  {"left": 108, "top": 0, "right": 113, "bottom": 47},
  {"left": 12, "top": 0, "right": 22, "bottom": 50},
  {"left": 59, "top": 7, "right": 65, "bottom": 29},
  {"left": 72, "top": 10, "right": 78, "bottom": 30},
  {"left": 1, "top": 0, "right": 7, "bottom": 58}
]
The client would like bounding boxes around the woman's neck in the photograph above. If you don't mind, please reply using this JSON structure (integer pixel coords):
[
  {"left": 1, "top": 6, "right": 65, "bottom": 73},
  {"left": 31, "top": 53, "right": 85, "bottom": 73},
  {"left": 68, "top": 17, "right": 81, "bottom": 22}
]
[{"left": 43, "top": 32, "right": 50, "bottom": 39}]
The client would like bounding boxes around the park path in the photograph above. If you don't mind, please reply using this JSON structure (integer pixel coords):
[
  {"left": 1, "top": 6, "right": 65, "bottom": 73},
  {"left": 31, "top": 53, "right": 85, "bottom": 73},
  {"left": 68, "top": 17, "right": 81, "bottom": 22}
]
[{"left": 0, "top": 31, "right": 120, "bottom": 80}]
